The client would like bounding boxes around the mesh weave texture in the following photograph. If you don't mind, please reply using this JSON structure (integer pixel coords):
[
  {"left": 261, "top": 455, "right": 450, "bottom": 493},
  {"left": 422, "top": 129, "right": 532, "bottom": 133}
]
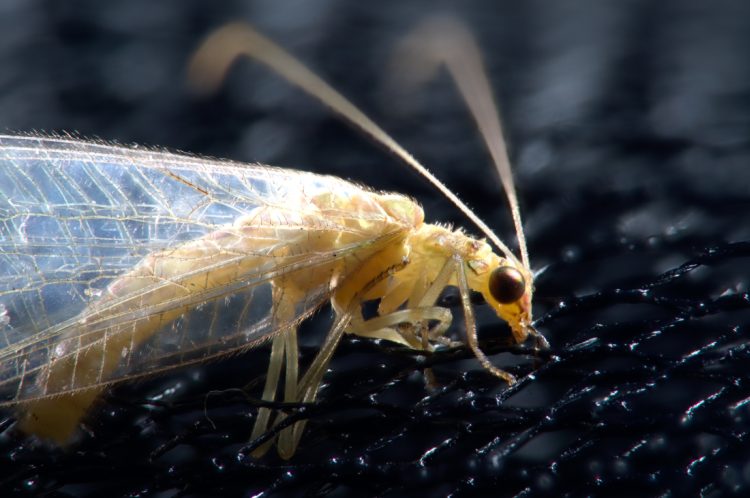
[{"left": 0, "top": 1, "right": 748, "bottom": 496}]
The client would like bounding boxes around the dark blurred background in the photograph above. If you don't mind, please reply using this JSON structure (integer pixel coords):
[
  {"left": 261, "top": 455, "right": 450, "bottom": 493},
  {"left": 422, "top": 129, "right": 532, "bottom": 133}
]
[{"left": 1, "top": 1, "right": 749, "bottom": 496}]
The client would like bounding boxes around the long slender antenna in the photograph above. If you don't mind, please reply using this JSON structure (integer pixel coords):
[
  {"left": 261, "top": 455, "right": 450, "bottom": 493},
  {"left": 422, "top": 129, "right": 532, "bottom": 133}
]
[
  {"left": 388, "top": 16, "right": 530, "bottom": 271},
  {"left": 188, "top": 22, "right": 518, "bottom": 263}
]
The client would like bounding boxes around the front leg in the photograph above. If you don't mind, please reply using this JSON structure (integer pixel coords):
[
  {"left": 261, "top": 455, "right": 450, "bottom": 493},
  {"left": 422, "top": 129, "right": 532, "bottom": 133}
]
[
  {"left": 347, "top": 306, "right": 453, "bottom": 350},
  {"left": 348, "top": 258, "right": 455, "bottom": 349},
  {"left": 346, "top": 259, "right": 460, "bottom": 391}
]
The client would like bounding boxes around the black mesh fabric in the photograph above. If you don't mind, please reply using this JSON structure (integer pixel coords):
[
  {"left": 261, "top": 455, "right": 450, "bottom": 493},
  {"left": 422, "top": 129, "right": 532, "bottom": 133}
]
[{"left": 1, "top": 1, "right": 748, "bottom": 496}]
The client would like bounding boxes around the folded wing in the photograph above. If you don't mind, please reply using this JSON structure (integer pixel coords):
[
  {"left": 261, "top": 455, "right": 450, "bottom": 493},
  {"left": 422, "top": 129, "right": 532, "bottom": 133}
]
[{"left": 0, "top": 135, "right": 401, "bottom": 406}]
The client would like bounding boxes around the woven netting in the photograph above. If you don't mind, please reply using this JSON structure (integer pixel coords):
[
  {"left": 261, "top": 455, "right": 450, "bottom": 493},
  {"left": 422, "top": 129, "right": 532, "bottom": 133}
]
[{"left": 1, "top": 1, "right": 748, "bottom": 496}]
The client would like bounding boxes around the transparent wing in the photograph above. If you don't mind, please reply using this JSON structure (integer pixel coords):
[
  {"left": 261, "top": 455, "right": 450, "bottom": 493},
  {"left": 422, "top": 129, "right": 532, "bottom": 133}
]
[{"left": 0, "top": 134, "right": 400, "bottom": 405}]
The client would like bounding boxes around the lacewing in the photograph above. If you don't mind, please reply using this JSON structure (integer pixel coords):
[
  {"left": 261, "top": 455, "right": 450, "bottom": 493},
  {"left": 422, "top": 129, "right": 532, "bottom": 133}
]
[{"left": 0, "top": 17, "right": 545, "bottom": 458}]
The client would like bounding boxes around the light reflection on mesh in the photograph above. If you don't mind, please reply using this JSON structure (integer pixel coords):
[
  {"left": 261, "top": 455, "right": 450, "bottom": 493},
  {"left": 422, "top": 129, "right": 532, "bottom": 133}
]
[
  {"left": 1, "top": 1, "right": 749, "bottom": 496},
  {"left": 1, "top": 241, "right": 748, "bottom": 495}
]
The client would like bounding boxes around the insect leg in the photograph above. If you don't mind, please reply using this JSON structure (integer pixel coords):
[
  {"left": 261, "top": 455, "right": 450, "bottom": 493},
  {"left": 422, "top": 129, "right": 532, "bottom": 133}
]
[
  {"left": 347, "top": 307, "right": 453, "bottom": 349},
  {"left": 454, "top": 254, "right": 517, "bottom": 384},
  {"left": 275, "top": 308, "right": 352, "bottom": 459},
  {"left": 248, "top": 327, "right": 294, "bottom": 458},
  {"left": 249, "top": 286, "right": 300, "bottom": 458},
  {"left": 344, "top": 258, "right": 458, "bottom": 387},
  {"left": 347, "top": 258, "right": 456, "bottom": 349},
  {"left": 274, "top": 258, "right": 411, "bottom": 458}
]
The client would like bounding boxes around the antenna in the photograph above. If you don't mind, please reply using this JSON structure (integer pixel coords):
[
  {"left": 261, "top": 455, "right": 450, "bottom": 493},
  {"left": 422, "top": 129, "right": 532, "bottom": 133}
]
[
  {"left": 188, "top": 21, "right": 521, "bottom": 265},
  {"left": 388, "top": 16, "right": 529, "bottom": 271}
]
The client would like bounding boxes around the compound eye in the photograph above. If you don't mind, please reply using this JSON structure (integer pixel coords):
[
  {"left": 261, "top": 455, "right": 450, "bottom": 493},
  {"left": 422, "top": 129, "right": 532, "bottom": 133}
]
[{"left": 488, "top": 266, "right": 526, "bottom": 304}]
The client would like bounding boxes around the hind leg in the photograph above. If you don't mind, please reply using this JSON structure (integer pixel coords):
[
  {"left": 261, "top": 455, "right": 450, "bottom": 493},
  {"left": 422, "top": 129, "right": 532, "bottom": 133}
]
[
  {"left": 273, "top": 258, "right": 412, "bottom": 458},
  {"left": 248, "top": 286, "right": 301, "bottom": 458},
  {"left": 274, "top": 310, "right": 351, "bottom": 459}
]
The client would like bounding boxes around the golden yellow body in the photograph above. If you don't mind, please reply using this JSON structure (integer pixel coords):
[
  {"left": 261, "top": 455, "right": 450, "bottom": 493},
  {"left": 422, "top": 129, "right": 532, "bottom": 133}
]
[{"left": 15, "top": 186, "right": 529, "bottom": 452}]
